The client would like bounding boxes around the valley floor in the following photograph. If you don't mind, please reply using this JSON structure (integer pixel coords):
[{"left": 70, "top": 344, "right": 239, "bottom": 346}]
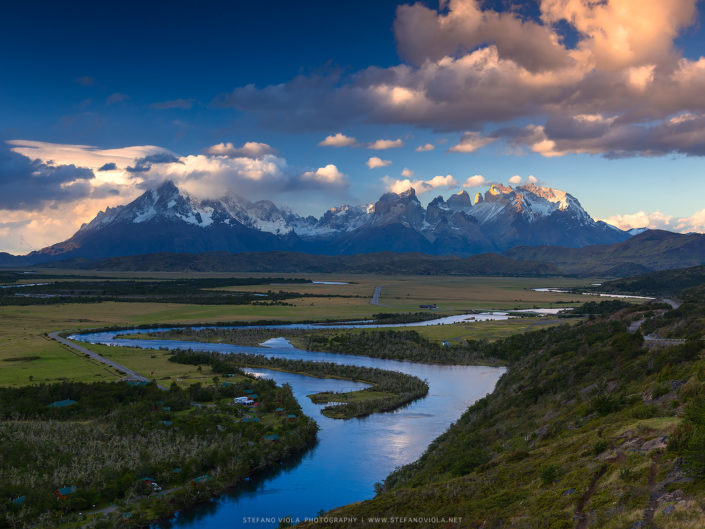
[{"left": 3, "top": 272, "right": 674, "bottom": 528}]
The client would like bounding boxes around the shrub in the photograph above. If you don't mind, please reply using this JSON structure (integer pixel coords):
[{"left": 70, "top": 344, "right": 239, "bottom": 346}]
[
  {"left": 631, "top": 404, "right": 658, "bottom": 419},
  {"left": 668, "top": 423, "right": 694, "bottom": 452},
  {"left": 592, "top": 395, "right": 622, "bottom": 416},
  {"left": 540, "top": 464, "right": 560, "bottom": 485},
  {"left": 593, "top": 440, "right": 609, "bottom": 455}
]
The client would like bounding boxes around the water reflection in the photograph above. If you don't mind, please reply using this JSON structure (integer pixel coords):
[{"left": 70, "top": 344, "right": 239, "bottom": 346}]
[{"left": 75, "top": 327, "right": 504, "bottom": 528}]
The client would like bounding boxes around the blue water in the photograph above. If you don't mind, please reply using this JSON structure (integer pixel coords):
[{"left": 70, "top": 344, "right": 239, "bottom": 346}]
[{"left": 75, "top": 325, "right": 505, "bottom": 528}]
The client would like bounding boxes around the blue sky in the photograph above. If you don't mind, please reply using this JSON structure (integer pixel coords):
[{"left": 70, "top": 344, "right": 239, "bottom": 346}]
[{"left": 2, "top": 0, "right": 705, "bottom": 252}]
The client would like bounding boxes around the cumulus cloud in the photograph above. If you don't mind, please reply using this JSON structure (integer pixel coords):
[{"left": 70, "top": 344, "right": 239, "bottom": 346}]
[
  {"left": 385, "top": 174, "right": 457, "bottom": 195},
  {"left": 0, "top": 196, "right": 131, "bottom": 254},
  {"left": 602, "top": 207, "right": 705, "bottom": 234},
  {"left": 319, "top": 133, "right": 358, "bottom": 147},
  {"left": 216, "top": 0, "right": 705, "bottom": 158},
  {"left": 142, "top": 155, "right": 348, "bottom": 199},
  {"left": 0, "top": 139, "right": 355, "bottom": 252},
  {"left": 366, "top": 156, "right": 391, "bottom": 169},
  {"left": 150, "top": 98, "right": 196, "bottom": 110},
  {"left": 368, "top": 138, "right": 403, "bottom": 150},
  {"left": 501, "top": 113, "right": 705, "bottom": 158},
  {"left": 204, "top": 141, "right": 278, "bottom": 158},
  {"left": 509, "top": 175, "right": 522, "bottom": 184},
  {"left": 540, "top": 0, "right": 696, "bottom": 72},
  {"left": 401, "top": 168, "right": 414, "bottom": 177},
  {"left": 300, "top": 164, "right": 348, "bottom": 188},
  {"left": 602, "top": 211, "right": 675, "bottom": 231},
  {"left": 449, "top": 131, "right": 496, "bottom": 153},
  {"left": 415, "top": 143, "right": 435, "bottom": 152},
  {"left": 394, "top": 0, "right": 572, "bottom": 72},
  {"left": 676, "top": 209, "right": 705, "bottom": 233},
  {"left": 462, "top": 174, "right": 486, "bottom": 188}
]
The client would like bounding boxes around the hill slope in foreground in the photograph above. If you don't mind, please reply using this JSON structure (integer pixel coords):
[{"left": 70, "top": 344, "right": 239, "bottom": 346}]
[{"left": 302, "top": 290, "right": 705, "bottom": 528}]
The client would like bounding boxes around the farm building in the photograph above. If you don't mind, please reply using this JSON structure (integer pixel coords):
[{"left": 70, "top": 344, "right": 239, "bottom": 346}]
[
  {"left": 56, "top": 486, "right": 77, "bottom": 499},
  {"left": 12, "top": 496, "right": 26, "bottom": 506},
  {"left": 140, "top": 478, "right": 162, "bottom": 492}
]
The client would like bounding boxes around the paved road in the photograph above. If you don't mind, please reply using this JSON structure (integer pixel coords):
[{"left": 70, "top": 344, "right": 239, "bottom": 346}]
[
  {"left": 370, "top": 285, "right": 382, "bottom": 306},
  {"left": 628, "top": 318, "right": 646, "bottom": 333},
  {"left": 48, "top": 331, "right": 167, "bottom": 390},
  {"left": 644, "top": 335, "right": 687, "bottom": 345},
  {"left": 662, "top": 298, "right": 681, "bottom": 309},
  {"left": 627, "top": 298, "right": 689, "bottom": 346}
]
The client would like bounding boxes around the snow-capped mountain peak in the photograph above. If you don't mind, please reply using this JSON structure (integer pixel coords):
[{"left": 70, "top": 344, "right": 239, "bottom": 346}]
[{"left": 52, "top": 180, "right": 630, "bottom": 260}]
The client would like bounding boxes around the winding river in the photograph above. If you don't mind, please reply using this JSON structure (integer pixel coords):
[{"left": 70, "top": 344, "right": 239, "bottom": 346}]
[{"left": 72, "top": 316, "right": 507, "bottom": 528}]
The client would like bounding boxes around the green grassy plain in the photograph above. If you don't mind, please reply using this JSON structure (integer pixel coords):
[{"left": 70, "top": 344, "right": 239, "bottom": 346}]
[
  {"left": 215, "top": 274, "right": 595, "bottom": 310},
  {"left": 0, "top": 274, "right": 598, "bottom": 387}
]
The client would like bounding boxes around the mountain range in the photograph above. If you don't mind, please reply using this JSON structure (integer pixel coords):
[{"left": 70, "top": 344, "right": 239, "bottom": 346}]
[{"left": 5, "top": 180, "right": 631, "bottom": 264}]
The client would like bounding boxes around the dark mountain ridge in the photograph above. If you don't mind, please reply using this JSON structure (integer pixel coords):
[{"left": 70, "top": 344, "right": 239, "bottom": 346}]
[{"left": 506, "top": 229, "right": 705, "bottom": 276}]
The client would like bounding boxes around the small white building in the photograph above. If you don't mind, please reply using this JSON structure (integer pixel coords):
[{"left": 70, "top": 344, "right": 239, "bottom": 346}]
[{"left": 233, "top": 396, "right": 254, "bottom": 406}]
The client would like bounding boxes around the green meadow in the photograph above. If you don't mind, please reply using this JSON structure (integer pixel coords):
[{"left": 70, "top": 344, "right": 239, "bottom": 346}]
[{"left": 0, "top": 273, "right": 596, "bottom": 386}]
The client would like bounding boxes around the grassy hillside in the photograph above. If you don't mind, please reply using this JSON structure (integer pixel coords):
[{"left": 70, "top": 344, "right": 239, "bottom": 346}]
[{"left": 302, "top": 298, "right": 705, "bottom": 529}]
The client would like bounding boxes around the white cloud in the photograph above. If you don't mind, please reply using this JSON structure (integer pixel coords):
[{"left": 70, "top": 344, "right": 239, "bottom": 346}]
[
  {"left": 0, "top": 196, "right": 132, "bottom": 254},
  {"left": 602, "top": 211, "right": 674, "bottom": 231},
  {"left": 7, "top": 139, "right": 169, "bottom": 188},
  {"left": 527, "top": 175, "right": 538, "bottom": 184},
  {"left": 415, "top": 143, "right": 435, "bottom": 152},
  {"left": 319, "top": 133, "right": 358, "bottom": 147},
  {"left": 218, "top": 0, "right": 705, "bottom": 158},
  {"left": 676, "top": 209, "right": 705, "bottom": 232},
  {"left": 462, "top": 175, "right": 486, "bottom": 188},
  {"left": 204, "top": 141, "right": 277, "bottom": 158},
  {"left": 368, "top": 138, "right": 403, "bottom": 150},
  {"left": 366, "top": 156, "right": 392, "bottom": 169},
  {"left": 449, "top": 132, "right": 496, "bottom": 153},
  {"left": 300, "top": 164, "right": 348, "bottom": 187},
  {"left": 540, "top": 0, "right": 696, "bottom": 72},
  {"left": 509, "top": 175, "right": 522, "bottom": 184},
  {"left": 1, "top": 140, "right": 351, "bottom": 252},
  {"left": 145, "top": 153, "right": 290, "bottom": 199},
  {"left": 401, "top": 168, "right": 414, "bottom": 177},
  {"left": 603, "top": 208, "right": 705, "bottom": 234},
  {"left": 385, "top": 174, "right": 457, "bottom": 195}
]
